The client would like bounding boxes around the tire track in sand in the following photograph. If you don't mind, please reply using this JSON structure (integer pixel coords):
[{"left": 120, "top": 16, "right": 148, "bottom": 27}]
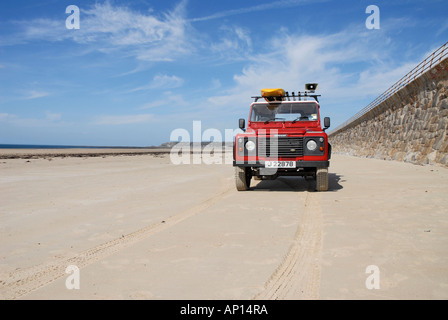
[
  {"left": 253, "top": 189, "right": 323, "bottom": 300},
  {"left": 0, "top": 176, "right": 232, "bottom": 300}
]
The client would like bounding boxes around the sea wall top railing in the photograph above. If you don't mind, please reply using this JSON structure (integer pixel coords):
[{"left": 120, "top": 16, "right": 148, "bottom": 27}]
[{"left": 330, "top": 41, "right": 448, "bottom": 135}]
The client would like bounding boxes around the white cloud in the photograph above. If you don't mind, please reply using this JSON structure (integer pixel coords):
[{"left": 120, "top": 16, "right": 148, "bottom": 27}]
[
  {"left": 79, "top": 2, "right": 182, "bottom": 44},
  {"left": 210, "top": 79, "right": 222, "bottom": 90},
  {"left": 200, "top": 27, "right": 425, "bottom": 126},
  {"left": 0, "top": 112, "right": 66, "bottom": 127},
  {"left": 94, "top": 114, "right": 154, "bottom": 125},
  {"left": 0, "top": 18, "right": 65, "bottom": 46},
  {"left": 126, "top": 74, "right": 184, "bottom": 93},
  {"left": 80, "top": 0, "right": 192, "bottom": 62},
  {"left": 209, "top": 26, "right": 252, "bottom": 61},
  {"left": 189, "top": 0, "right": 327, "bottom": 22},
  {"left": 0, "top": 113, "right": 13, "bottom": 121},
  {"left": 436, "top": 20, "right": 448, "bottom": 37},
  {"left": 24, "top": 90, "right": 50, "bottom": 100},
  {"left": 45, "top": 111, "right": 62, "bottom": 121},
  {"left": 8, "top": 1, "right": 193, "bottom": 62},
  {"left": 149, "top": 74, "right": 184, "bottom": 89},
  {"left": 138, "top": 93, "right": 188, "bottom": 110}
]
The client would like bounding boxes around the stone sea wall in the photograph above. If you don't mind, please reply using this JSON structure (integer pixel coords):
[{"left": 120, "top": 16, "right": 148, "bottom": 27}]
[{"left": 329, "top": 58, "right": 448, "bottom": 167}]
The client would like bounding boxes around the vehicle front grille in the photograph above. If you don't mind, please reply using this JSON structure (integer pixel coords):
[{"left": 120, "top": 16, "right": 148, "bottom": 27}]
[{"left": 258, "top": 137, "right": 304, "bottom": 158}]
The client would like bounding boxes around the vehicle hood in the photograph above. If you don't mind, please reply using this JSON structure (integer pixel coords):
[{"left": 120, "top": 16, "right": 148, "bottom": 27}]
[{"left": 246, "top": 128, "right": 322, "bottom": 136}]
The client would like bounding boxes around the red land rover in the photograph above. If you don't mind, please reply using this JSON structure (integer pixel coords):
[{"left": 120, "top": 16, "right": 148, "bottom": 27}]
[{"left": 233, "top": 84, "right": 331, "bottom": 191}]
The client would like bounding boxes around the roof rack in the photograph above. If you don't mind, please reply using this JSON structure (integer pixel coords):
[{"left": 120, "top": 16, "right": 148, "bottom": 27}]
[{"left": 252, "top": 91, "right": 321, "bottom": 103}]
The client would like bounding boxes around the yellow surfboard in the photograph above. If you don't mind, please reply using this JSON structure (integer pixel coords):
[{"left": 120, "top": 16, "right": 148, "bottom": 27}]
[{"left": 261, "top": 88, "right": 285, "bottom": 102}]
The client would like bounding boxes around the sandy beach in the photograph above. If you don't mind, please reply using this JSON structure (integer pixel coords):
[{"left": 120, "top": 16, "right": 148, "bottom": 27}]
[{"left": 1, "top": 149, "right": 447, "bottom": 300}]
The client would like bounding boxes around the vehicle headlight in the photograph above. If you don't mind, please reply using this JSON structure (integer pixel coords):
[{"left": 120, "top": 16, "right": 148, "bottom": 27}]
[
  {"left": 245, "top": 140, "right": 256, "bottom": 151},
  {"left": 306, "top": 140, "right": 317, "bottom": 151}
]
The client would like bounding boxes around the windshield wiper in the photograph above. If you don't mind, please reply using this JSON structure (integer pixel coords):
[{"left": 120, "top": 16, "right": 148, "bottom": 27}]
[
  {"left": 292, "top": 116, "right": 308, "bottom": 123},
  {"left": 264, "top": 117, "right": 285, "bottom": 124}
]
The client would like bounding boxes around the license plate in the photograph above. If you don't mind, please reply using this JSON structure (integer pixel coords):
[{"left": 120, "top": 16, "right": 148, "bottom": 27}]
[{"left": 265, "top": 161, "right": 296, "bottom": 168}]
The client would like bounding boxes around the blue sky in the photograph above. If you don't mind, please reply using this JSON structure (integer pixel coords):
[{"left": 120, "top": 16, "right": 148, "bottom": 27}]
[{"left": 0, "top": 0, "right": 447, "bottom": 146}]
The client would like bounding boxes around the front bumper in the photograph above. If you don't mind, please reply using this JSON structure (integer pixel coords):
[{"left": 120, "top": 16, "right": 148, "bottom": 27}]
[{"left": 233, "top": 160, "right": 329, "bottom": 168}]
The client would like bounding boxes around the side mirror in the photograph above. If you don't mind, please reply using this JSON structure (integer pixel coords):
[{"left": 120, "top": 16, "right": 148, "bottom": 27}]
[
  {"left": 323, "top": 117, "right": 330, "bottom": 131},
  {"left": 239, "top": 118, "right": 246, "bottom": 131}
]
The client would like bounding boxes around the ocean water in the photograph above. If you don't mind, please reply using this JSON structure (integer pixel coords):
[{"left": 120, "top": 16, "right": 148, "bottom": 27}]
[{"left": 0, "top": 144, "right": 143, "bottom": 149}]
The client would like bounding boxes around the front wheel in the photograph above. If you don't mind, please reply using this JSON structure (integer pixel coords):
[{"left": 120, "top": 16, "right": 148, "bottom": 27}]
[
  {"left": 235, "top": 166, "right": 251, "bottom": 191},
  {"left": 316, "top": 167, "right": 329, "bottom": 191}
]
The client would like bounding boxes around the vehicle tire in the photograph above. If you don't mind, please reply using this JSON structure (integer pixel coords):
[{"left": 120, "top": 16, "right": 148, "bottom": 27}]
[
  {"left": 316, "top": 167, "right": 328, "bottom": 191},
  {"left": 235, "top": 166, "right": 251, "bottom": 191}
]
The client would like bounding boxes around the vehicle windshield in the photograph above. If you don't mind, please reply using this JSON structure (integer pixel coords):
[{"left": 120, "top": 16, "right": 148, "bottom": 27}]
[{"left": 250, "top": 102, "right": 318, "bottom": 122}]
